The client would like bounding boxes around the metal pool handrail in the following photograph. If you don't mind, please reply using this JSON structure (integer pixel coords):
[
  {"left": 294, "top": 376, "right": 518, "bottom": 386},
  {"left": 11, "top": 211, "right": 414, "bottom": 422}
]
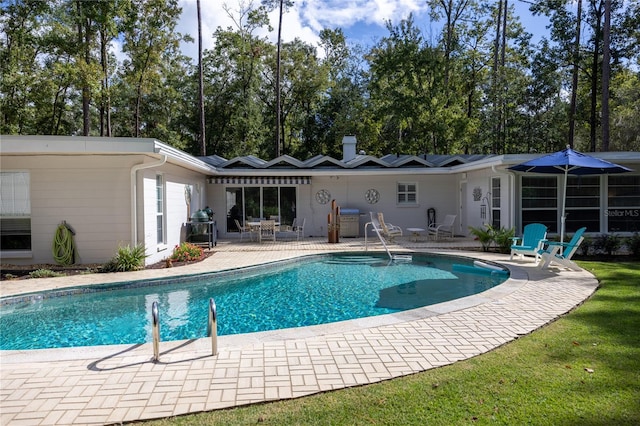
[
  {"left": 152, "top": 301, "right": 160, "bottom": 362},
  {"left": 151, "top": 298, "right": 218, "bottom": 361},
  {"left": 208, "top": 298, "right": 218, "bottom": 356}
]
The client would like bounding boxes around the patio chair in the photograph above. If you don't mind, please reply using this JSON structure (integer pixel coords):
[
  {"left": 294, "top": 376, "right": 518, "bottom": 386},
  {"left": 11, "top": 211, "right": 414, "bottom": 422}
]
[
  {"left": 234, "top": 219, "right": 255, "bottom": 241},
  {"left": 293, "top": 217, "right": 305, "bottom": 240},
  {"left": 510, "top": 223, "right": 547, "bottom": 262},
  {"left": 377, "top": 212, "right": 403, "bottom": 241},
  {"left": 259, "top": 220, "right": 276, "bottom": 242},
  {"left": 538, "top": 227, "right": 586, "bottom": 271},
  {"left": 428, "top": 214, "right": 456, "bottom": 240}
]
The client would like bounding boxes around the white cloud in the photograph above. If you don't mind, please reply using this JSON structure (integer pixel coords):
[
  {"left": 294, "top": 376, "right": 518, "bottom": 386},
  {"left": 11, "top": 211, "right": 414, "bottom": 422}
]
[
  {"left": 177, "top": 0, "right": 429, "bottom": 60},
  {"left": 177, "top": 0, "right": 545, "bottom": 61}
]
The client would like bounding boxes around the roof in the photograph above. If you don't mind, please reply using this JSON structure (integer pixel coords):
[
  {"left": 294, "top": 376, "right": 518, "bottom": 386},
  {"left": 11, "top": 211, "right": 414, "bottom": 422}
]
[{"left": 2, "top": 136, "right": 637, "bottom": 177}]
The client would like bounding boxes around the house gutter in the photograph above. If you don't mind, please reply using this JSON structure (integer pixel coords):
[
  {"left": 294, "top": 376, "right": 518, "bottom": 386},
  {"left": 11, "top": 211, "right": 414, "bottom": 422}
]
[{"left": 131, "top": 155, "right": 167, "bottom": 245}]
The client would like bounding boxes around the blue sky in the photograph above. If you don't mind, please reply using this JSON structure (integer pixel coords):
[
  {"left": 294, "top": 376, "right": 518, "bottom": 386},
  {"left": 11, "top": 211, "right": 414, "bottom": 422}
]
[{"left": 177, "top": 0, "right": 552, "bottom": 61}]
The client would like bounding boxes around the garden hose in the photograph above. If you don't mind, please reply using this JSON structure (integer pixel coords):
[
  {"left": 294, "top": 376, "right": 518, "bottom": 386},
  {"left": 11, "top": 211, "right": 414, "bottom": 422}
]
[{"left": 52, "top": 221, "right": 76, "bottom": 265}]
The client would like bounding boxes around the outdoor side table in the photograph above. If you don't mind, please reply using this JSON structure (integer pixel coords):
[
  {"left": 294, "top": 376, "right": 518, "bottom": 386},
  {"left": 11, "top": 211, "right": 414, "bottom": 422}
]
[{"left": 406, "top": 227, "right": 425, "bottom": 242}]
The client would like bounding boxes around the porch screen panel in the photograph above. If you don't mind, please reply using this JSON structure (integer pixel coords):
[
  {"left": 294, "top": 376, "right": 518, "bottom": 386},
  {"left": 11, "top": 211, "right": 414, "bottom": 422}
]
[
  {"left": 521, "top": 176, "right": 557, "bottom": 232},
  {"left": 565, "top": 175, "right": 600, "bottom": 233},
  {"left": 607, "top": 175, "right": 640, "bottom": 232}
]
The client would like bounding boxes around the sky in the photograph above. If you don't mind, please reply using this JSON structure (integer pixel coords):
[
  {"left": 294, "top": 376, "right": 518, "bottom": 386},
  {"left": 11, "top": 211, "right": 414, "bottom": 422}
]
[{"left": 175, "top": 0, "right": 552, "bottom": 61}]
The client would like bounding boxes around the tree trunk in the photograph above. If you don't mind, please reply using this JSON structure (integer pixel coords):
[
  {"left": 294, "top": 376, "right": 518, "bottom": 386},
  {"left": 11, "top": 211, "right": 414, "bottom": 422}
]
[
  {"left": 589, "top": 3, "right": 603, "bottom": 152},
  {"left": 197, "top": 0, "right": 206, "bottom": 155},
  {"left": 568, "top": 0, "right": 582, "bottom": 149},
  {"left": 492, "top": 0, "right": 503, "bottom": 154},
  {"left": 500, "top": 0, "right": 507, "bottom": 154},
  {"left": 601, "top": 0, "right": 611, "bottom": 151},
  {"left": 135, "top": 85, "right": 142, "bottom": 138},
  {"left": 76, "top": 1, "right": 90, "bottom": 136},
  {"left": 275, "top": 0, "right": 284, "bottom": 157},
  {"left": 100, "top": 28, "right": 111, "bottom": 137}
]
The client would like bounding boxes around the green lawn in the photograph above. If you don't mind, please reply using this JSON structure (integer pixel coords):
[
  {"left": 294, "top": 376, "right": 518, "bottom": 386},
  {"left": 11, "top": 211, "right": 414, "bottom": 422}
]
[{"left": 146, "top": 261, "right": 640, "bottom": 425}]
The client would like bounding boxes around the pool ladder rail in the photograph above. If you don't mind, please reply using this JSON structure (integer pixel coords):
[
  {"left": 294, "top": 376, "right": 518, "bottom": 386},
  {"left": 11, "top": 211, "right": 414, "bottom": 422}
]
[
  {"left": 151, "top": 298, "right": 218, "bottom": 363},
  {"left": 364, "top": 218, "right": 412, "bottom": 263}
]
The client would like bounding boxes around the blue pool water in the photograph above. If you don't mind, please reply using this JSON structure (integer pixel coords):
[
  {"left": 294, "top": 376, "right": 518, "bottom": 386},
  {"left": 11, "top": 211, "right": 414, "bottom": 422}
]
[{"left": 0, "top": 253, "right": 508, "bottom": 350}]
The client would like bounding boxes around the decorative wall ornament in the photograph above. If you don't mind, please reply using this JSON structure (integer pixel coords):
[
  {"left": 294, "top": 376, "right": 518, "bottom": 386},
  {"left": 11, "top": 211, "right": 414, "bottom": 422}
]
[
  {"left": 365, "top": 188, "right": 380, "bottom": 204},
  {"left": 473, "top": 187, "right": 482, "bottom": 202},
  {"left": 315, "top": 189, "right": 331, "bottom": 204}
]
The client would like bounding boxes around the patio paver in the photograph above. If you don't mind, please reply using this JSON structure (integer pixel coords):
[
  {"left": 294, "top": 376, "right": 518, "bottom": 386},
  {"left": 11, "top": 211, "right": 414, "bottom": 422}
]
[{"left": 0, "top": 237, "right": 599, "bottom": 425}]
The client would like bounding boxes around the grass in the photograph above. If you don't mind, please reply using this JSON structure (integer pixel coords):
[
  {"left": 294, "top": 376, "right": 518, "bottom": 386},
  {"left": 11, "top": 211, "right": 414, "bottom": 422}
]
[{"left": 144, "top": 261, "right": 640, "bottom": 425}]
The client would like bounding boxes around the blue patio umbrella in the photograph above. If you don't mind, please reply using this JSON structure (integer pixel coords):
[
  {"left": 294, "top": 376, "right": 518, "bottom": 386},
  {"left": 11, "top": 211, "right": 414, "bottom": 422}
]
[{"left": 508, "top": 146, "right": 632, "bottom": 247}]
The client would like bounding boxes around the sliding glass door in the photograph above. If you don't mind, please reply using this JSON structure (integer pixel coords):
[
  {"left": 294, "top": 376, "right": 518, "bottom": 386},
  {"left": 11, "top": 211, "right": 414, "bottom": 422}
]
[{"left": 225, "top": 186, "right": 297, "bottom": 233}]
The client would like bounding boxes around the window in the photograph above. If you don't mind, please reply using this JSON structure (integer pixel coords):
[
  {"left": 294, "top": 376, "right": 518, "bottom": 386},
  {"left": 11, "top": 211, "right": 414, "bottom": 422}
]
[
  {"left": 521, "top": 176, "right": 557, "bottom": 232},
  {"left": 156, "top": 174, "right": 165, "bottom": 245},
  {"left": 491, "top": 177, "right": 501, "bottom": 228},
  {"left": 397, "top": 182, "right": 417, "bottom": 205},
  {"left": 0, "top": 171, "right": 31, "bottom": 250},
  {"left": 607, "top": 175, "right": 640, "bottom": 232},
  {"left": 565, "top": 175, "right": 600, "bottom": 233}
]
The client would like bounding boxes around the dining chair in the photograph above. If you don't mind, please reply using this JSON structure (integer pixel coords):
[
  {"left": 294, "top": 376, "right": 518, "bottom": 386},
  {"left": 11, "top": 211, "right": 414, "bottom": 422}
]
[
  {"left": 259, "top": 220, "right": 276, "bottom": 242},
  {"left": 294, "top": 218, "right": 305, "bottom": 240},
  {"left": 234, "top": 219, "right": 254, "bottom": 241}
]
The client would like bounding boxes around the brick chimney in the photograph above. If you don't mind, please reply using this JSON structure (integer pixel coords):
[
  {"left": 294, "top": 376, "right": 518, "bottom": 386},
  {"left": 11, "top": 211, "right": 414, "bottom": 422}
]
[{"left": 342, "top": 135, "right": 357, "bottom": 162}]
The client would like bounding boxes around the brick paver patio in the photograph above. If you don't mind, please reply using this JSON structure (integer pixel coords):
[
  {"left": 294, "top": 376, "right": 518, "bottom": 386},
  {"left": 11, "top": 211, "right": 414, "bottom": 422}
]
[{"left": 0, "top": 237, "right": 599, "bottom": 425}]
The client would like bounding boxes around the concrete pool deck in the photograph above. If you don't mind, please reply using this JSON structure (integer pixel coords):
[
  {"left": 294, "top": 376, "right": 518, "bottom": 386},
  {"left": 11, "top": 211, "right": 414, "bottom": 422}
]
[{"left": 0, "top": 237, "right": 599, "bottom": 425}]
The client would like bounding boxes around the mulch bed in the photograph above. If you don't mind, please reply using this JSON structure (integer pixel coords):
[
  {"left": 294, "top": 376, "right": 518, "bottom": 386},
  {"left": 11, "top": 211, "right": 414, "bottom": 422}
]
[{"left": 1, "top": 251, "right": 215, "bottom": 281}]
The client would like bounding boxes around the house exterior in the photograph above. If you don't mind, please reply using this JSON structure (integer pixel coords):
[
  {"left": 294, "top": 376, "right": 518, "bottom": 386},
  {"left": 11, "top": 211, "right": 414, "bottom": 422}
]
[{"left": 2, "top": 135, "right": 639, "bottom": 266}]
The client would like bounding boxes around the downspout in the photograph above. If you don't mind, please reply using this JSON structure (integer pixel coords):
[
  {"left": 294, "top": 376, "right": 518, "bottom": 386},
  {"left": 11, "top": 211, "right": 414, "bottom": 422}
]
[
  {"left": 131, "top": 155, "right": 168, "bottom": 245},
  {"left": 492, "top": 164, "right": 516, "bottom": 230}
]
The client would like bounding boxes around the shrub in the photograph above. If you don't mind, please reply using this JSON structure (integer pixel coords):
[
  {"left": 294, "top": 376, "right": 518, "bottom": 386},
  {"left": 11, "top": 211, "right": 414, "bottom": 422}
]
[
  {"left": 29, "top": 269, "right": 65, "bottom": 278},
  {"left": 592, "top": 233, "right": 622, "bottom": 256},
  {"left": 102, "top": 244, "right": 147, "bottom": 272},
  {"left": 625, "top": 232, "right": 640, "bottom": 259},
  {"left": 577, "top": 236, "right": 593, "bottom": 256},
  {"left": 468, "top": 225, "right": 494, "bottom": 252},
  {"left": 493, "top": 226, "right": 516, "bottom": 254},
  {"left": 170, "top": 242, "right": 204, "bottom": 262}
]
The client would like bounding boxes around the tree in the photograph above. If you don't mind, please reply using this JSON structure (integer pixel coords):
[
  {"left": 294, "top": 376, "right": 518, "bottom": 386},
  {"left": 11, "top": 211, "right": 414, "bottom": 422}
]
[
  {"left": 601, "top": 0, "right": 611, "bottom": 151},
  {"left": 0, "top": 0, "right": 51, "bottom": 134},
  {"left": 197, "top": 0, "right": 206, "bottom": 155},
  {"left": 202, "top": 3, "right": 271, "bottom": 157},
  {"left": 119, "top": 0, "right": 184, "bottom": 137},
  {"left": 262, "top": 0, "right": 294, "bottom": 157}
]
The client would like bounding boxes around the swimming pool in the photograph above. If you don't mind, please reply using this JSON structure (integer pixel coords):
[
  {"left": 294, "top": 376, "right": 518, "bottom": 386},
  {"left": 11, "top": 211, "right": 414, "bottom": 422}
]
[{"left": 0, "top": 253, "right": 509, "bottom": 350}]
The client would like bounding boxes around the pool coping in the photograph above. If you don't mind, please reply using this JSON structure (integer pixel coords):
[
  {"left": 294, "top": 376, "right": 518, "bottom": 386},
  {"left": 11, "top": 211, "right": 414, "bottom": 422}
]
[
  {"left": 0, "top": 246, "right": 599, "bottom": 425},
  {"left": 1, "top": 250, "right": 520, "bottom": 362}
]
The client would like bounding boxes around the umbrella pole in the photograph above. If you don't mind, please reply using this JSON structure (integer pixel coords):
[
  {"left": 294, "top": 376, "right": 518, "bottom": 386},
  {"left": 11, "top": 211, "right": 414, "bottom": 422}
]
[{"left": 560, "top": 169, "right": 568, "bottom": 255}]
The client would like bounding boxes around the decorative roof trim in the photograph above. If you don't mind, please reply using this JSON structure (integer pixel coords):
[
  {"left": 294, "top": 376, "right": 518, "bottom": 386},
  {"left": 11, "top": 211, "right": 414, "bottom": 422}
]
[{"left": 208, "top": 176, "right": 311, "bottom": 185}]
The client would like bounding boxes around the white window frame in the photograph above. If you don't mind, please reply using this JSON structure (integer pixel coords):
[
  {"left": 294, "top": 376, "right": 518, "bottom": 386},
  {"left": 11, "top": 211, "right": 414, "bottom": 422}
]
[
  {"left": 156, "top": 174, "right": 166, "bottom": 245},
  {"left": 0, "top": 171, "right": 32, "bottom": 254},
  {"left": 491, "top": 177, "right": 501, "bottom": 228},
  {"left": 397, "top": 182, "right": 418, "bottom": 205}
]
